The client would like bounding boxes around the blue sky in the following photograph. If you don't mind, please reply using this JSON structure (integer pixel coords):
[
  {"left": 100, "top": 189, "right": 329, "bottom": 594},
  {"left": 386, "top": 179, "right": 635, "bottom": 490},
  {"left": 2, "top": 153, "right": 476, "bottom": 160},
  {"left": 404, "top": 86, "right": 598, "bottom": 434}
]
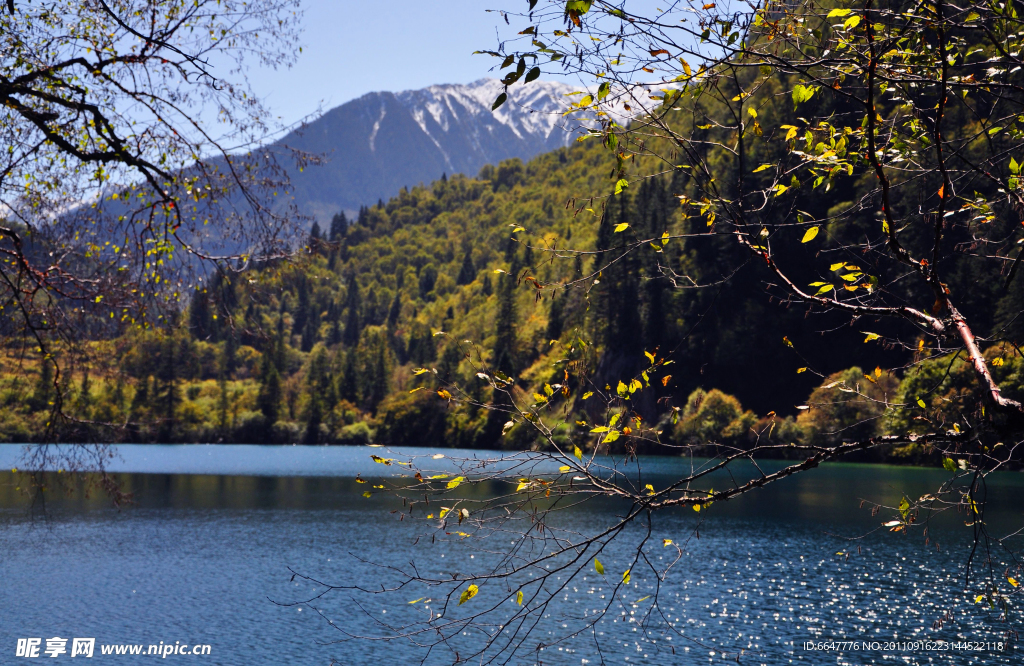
[{"left": 246, "top": 1, "right": 546, "bottom": 128}]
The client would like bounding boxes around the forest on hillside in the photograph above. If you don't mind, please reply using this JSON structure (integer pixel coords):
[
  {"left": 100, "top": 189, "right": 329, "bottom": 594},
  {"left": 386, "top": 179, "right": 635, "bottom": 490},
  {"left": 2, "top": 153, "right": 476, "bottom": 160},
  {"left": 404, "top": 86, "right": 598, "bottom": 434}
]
[{"left": 4, "top": 128, "right": 1024, "bottom": 459}]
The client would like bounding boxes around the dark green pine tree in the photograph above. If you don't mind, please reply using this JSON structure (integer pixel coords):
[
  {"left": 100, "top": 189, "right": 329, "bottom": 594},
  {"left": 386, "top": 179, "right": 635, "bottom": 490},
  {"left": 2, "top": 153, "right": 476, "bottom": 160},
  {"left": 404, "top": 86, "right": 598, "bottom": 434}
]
[
  {"left": 437, "top": 341, "right": 464, "bottom": 384},
  {"left": 546, "top": 290, "right": 564, "bottom": 342},
  {"left": 329, "top": 211, "right": 348, "bottom": 241},
  {"left": 156, "top": 336, "right": 180, "bottom": 441},
  {"left": 342, "top": 273, "right": 362, "bottom": 346},
  {"left": 188, "top": 286, "right": 213, "bottom": 340},
  {"left": 593, "top": 191, "right": 641, "bottom": 357},
  {"left": 338, "top": 348, "right": 358, "bottom": 404},
  {"left": 294, "top": 276, "right": 310, "bottom": 333},
  {"left": 635, "top": 178, "right": 671, "bottom": 353},
  {"left": 76, "top": 369, "right": 93, "bottom": 418},
  {"left": 456, "top": 250, "right": 475, "bottom": 285},
  {"left": 406, "top": 321, "right": 436, "bottom": 366},
  {"left": 303, "top": 393, "right": 323, "bottom": 444},
  {"left": 492, "top": 256, "right": 520, "bottom": 376},
  {"left": 256, "top": 347, "right": 282, "bottom": 425},
  {"left": 309, "top": 221, "right": 322, "bottom": 243},
  {"left": 29, "top": 357, "right": 54, "bottom": 412}
]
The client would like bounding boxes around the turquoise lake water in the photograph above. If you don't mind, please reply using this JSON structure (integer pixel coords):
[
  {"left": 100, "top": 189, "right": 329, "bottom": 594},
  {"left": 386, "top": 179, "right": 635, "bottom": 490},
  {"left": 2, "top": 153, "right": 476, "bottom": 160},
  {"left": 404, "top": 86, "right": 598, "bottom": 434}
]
[{"left": 0, "top": 444, "right": 1021, "bottom": 664}]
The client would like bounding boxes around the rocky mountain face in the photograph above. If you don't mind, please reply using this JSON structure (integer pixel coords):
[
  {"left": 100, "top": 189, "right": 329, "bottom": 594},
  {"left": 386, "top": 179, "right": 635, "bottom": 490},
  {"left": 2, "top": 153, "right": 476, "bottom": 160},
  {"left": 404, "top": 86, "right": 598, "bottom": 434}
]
[{"left": 275, "top": 79, "right": 578, "bottom": 221}]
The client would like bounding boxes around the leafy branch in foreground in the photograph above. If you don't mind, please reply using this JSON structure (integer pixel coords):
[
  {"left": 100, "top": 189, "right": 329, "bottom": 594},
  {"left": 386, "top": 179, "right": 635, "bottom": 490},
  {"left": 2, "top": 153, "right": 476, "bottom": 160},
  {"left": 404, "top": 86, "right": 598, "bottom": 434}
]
[
  {"left": 283, "top": 0, "right": 1024, "bottom": 660},
  {"left": 0, "top": 0, "right": 305, "bottom": 448}
]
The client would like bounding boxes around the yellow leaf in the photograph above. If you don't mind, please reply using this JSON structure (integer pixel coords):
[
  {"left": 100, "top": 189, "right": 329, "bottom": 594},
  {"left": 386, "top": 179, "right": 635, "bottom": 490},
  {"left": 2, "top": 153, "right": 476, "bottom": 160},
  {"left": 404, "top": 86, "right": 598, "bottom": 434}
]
[
  {"left": 437, "top": 389, "right": 452, "bottom": 400},
  {"left": 459, "top": 584, "right": 479, "bottom": 605},
  {"left": 590, "top": 426, "right": 610, "bottom": 433},
  {"left": 752, "top": 163, "right": 773, "bottom": 172},
  {"left": 356, "top": 477, "right": 367, "bottom": 483},
  {"left": 693, "top": 504, "right": 701, "bottom": 512},
  {"left": 516, "top": 590, "right": 524, "bottom": 605},
  {"left": 976, "top": 594, "right": 985, "bottom": 603},
  {"left": 413, "top": 368, "right": 430, "bottom": 375},
  {"left": 439, "top": 507, "right": 450, "bottom": 519},
  {"left": 362, "top": 491, "right": 372, "bottom": 498},
  {"left": 622, "top": 569, "right": 631, "bottom": 584},
  {"left": 863, "top": 332, "right": 880, "bottom": 343},
  {"left": 371, "top": 455, "right": 393, "bottom": 465},
  {"left": 827, "top": 8, "right": 851, "bottom": 17},
  {"left": 796, "top": 367, "right": 807, "bottom": 374},
  {"left": 644, "top": 484, "right": 655, "bottom": 495},
  {"left": 447, "top": 476, "right": 465, "bottom": 489},
  {"left": 801, "top": 226, "right": 819, "bottom": 243},
  {"left": 426, "top": 513, "right": 434, "bottom": 519},
  {"left": 574, "top": 445, "right": 583, "bottom": 462},
  {"left": 875, "top": 366, "right": 882, "bottom": 378},
  {"left": 1010, "top": 577, "right": 1019, "bottom": 587},
  {"left": 559, "top": 465, "right": 572, "bottom": 473},
  {"left": 680, "top": 58, "right": 692, "bottom": 76},
  {"left": 516, "top": 480, "right": 531, "bottom": 492},
  {"left": 663, "top": 539, "right": 673, "bottom": 547},
  {"left": 614, "top": 222, "right": 629, "bottom": 233},
  {"left": 409, "top": 597, "right": 425, "bottom": 604},
  {"left": 582, "top": 391, "right": 594, "bottom": 400},
  {"left": 594, "top": 558, "right": 605, "bottom": 575}
]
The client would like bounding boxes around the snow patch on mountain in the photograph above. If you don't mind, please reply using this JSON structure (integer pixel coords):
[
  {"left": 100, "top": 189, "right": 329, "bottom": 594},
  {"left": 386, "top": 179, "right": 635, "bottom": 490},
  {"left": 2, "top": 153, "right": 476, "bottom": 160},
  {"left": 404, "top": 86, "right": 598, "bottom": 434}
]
[{"left": 395, "top": 78, "right": 577, "bottom": 148}]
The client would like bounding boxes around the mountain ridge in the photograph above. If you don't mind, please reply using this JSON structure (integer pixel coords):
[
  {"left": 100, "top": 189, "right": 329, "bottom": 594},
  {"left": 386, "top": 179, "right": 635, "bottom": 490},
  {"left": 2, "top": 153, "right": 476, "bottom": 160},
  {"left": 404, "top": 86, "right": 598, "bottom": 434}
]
[{"left": 275, "top": 78, "right": 578, "bottom": 221}]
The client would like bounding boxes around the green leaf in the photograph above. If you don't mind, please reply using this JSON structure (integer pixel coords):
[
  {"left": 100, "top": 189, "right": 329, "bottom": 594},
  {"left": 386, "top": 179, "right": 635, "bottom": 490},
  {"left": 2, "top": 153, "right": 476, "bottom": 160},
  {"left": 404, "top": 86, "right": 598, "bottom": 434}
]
[
  {"left": 603, "top": 430, "right": 621, "bottom": 443},
  {"left": 1011, "top": 158, "right": 1020, "bottom": 175},
  {"left": 566, "top": 0, "right": 594, "bottom": 15},
  {"left": 597, "top": 81, "right": 611, "bottom": 100},
  {"left": 827, "top": 8, "right": 851, "bottom": 17},
  {"left": 752, "top": 164, "right": 773, "bottom": 173},
  {"left": 594, "top": 558, "right": 605, "bottom": 575},
  {"left": 446, "top": 476, "right": 465, "bottom": 489},
  {"left": 614, "top": 178, "right": 629, "bottom": 194},
  {"left": 459, "top": 584, "right": 479, "bottom": 605},
  {"left": 943, "top": 457, "right": 957, "bottom": 472},
  {"left": 524, "top": 67, "right": 541, "bottom": 84},
  {"left": 801, "top": 226, "right": 819, "bottom": 243},
  {"left": 792, "top": 84, "right": 818, "bottom": 105},
  {"left": 843, "top": 15, "right": 861, "bottom": 29},
  {"left": 614, "top": 222, "right": 629, "bottom": 233},
  {"left": 492, "top": 93, "right": 508, "bottom": 110}
]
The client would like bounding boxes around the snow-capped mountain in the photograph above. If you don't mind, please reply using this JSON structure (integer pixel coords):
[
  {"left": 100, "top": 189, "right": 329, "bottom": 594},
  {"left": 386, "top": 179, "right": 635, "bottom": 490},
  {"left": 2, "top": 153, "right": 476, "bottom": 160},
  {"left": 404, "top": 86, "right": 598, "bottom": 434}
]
[{"left": 276, "top": 79, "right": 579, "bottom": 222}]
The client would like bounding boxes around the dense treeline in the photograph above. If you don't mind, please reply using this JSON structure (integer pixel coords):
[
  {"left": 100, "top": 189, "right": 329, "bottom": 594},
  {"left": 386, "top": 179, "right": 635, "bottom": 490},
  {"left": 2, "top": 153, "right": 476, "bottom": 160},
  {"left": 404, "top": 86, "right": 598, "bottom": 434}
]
[{"left": 2, "top": 108, "right": 1023, "bottom": 457}]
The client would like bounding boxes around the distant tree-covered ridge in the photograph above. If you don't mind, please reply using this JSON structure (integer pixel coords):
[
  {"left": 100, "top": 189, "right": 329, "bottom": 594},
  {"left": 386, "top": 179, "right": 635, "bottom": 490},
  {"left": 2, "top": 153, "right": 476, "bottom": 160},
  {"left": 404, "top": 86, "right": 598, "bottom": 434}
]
[{"left": 4, "top": 130, "right": 1021, "bottom": 460}]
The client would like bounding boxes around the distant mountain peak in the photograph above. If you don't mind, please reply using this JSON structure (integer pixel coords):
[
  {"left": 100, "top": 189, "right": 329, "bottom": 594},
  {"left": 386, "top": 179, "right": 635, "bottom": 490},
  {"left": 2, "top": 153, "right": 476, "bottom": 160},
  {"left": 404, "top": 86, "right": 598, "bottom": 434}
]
[{"left": 278, "top": 79, "right": 579, "bottom": 222}]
